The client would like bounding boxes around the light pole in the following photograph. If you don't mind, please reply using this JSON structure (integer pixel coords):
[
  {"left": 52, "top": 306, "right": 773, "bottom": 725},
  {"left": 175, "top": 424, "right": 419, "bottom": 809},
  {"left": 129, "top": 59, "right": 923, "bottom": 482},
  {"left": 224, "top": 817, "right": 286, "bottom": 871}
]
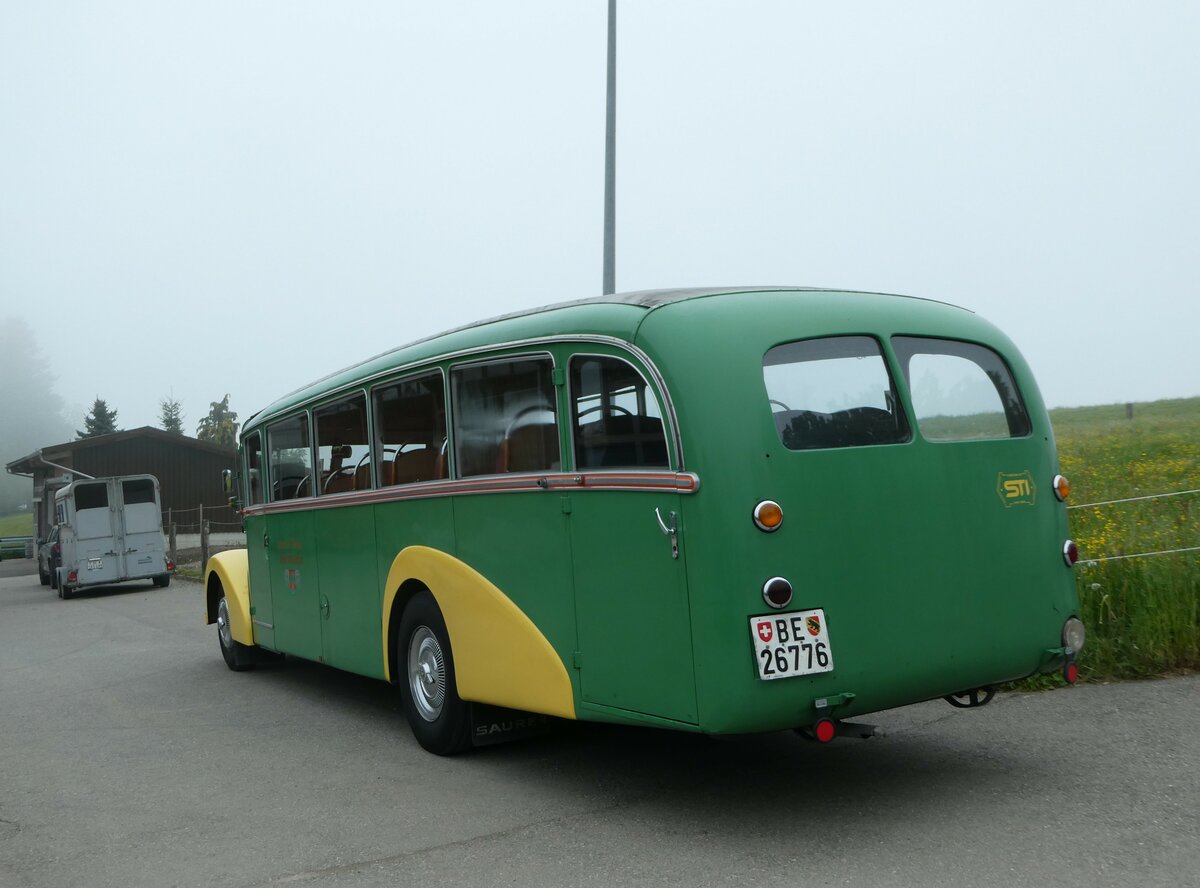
[{"left": 603, "top": 0, "right": 616, "bottom": 295}]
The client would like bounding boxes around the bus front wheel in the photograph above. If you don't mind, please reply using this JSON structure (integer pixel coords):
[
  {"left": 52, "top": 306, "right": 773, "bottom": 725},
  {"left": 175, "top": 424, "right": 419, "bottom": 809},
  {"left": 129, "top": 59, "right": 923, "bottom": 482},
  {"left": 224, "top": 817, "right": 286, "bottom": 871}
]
[
  {"left": 217, "top": 596, "right": 255, "bottom": 671},
  {"left": 397, "top": 591, "right": 472, "bottom": 756}
]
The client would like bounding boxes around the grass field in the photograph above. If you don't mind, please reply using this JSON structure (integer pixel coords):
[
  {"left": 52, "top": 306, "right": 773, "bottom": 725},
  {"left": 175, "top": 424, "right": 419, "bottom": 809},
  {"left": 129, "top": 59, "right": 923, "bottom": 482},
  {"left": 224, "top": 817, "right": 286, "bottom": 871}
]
[
  {"left": 0, "top": 512, "right": 33, "bottom": 537},
  {"left": 1052, "top": 397, "right": 1200, "bottom": 680}
]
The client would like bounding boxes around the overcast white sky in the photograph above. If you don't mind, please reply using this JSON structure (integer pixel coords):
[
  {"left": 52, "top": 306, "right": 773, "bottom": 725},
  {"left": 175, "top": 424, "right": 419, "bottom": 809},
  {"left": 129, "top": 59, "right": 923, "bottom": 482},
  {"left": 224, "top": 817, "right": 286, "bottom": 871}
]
[{"left": 2, "top": 2, "right": 1197, "bottom": 435}]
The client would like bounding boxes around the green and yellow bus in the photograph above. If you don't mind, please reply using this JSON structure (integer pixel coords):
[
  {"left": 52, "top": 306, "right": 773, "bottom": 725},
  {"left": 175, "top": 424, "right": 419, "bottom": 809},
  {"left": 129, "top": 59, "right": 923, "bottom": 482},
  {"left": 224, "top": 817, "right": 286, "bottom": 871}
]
[{"left": 205, "top": 287, "right": 1085, "bottom": 754}]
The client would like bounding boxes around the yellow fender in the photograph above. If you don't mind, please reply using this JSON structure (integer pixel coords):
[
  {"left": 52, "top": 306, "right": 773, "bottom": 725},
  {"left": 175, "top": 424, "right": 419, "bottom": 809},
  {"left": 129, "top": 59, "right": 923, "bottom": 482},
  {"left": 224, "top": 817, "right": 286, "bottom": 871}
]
[
  {"left": 382, "top": 546, "right": 576, "bottom": 720},
  {"left": 205, "top": 549, "right": 254, "bottom": 647}
]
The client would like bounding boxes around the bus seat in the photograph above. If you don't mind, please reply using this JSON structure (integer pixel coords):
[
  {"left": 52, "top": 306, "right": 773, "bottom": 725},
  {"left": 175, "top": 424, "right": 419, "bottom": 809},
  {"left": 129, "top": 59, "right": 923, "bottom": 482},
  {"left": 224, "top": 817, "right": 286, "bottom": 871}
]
[
  {"left": 392, "top": 448, "right": 440, "bottom": 485},
  {"left": 324, "top": 471, "right": 355, "bottom": 494},
  {"left": 379, "top": 458, "right": 395, "bottom": 487},
  {"left": 577, "top": 414, "right": 667, "bottom": 468},
  {"left": 500, "top": 422, "right": 560, "bottom": 473},
  {"left": 354, "top": 464, "right": 371, "bottom": 490}
]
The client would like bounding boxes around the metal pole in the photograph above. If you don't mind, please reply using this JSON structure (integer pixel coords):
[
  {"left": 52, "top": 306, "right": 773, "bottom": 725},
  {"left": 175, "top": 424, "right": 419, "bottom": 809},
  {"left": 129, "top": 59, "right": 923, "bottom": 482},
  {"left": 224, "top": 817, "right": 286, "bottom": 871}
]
[{"left": 603, "top": 0, "right": 616, "bottom": 294}]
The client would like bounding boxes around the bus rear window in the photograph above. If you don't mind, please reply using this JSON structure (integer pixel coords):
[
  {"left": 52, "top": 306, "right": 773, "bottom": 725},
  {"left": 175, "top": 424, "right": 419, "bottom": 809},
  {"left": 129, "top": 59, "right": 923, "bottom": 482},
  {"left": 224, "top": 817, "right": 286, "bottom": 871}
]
[
  {"left": 891, "top": 337, "right": 1031, "bottom": 440},
  {"left": 763, "top": 336, "right": 909, "bottom": 450}
]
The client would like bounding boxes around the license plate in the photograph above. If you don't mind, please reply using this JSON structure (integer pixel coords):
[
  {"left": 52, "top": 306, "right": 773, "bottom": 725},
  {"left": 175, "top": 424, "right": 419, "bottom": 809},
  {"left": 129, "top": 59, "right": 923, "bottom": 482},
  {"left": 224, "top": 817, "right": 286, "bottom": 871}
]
[
  {"left": 749, "top": 609, "right": 834, "bottom": 680},
  {"left": 87, "top": 557, "right": 103, "bottom": 571}
]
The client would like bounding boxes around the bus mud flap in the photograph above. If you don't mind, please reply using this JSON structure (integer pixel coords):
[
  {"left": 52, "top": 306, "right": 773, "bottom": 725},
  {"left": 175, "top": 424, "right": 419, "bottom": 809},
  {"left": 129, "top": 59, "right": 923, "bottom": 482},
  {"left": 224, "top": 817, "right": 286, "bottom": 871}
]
[{"left": 470, "top": 703, "right": 555, "bottom": 748}]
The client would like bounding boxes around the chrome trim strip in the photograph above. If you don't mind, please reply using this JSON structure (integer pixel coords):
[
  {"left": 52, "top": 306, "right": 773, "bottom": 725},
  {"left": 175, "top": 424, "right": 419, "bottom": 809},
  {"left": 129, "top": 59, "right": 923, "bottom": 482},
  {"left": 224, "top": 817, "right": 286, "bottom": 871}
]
[
  {"left": 241, "top": 470, "right": 701, "bottom": 518},
  {"left": 251, "top": 619, "right": 274, "bottom": 630}
]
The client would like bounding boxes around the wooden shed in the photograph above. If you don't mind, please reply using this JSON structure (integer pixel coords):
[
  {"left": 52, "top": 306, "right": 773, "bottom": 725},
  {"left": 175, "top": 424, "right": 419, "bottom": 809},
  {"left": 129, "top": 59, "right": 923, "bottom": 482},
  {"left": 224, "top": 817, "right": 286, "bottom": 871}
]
[{"left": 6, "top": 427, "right": 238, "bottom": 541}]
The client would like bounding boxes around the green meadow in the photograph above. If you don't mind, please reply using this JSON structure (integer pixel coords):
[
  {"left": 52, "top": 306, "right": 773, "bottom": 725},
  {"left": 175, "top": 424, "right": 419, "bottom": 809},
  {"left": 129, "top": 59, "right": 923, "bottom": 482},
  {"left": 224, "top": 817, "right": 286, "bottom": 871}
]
[{"left": 1052, "top": 397, "right": 1200, "bottom": 679}]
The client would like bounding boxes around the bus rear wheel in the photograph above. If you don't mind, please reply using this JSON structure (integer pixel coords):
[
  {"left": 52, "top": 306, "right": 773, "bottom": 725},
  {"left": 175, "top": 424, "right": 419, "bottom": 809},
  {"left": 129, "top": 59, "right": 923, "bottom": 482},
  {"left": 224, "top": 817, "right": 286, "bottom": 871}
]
[
  {"left": 397, "top": 591, "right": 472, "bottom": 755},
  {"left": 217, "top": 596, "right": 255, "bottom": 671}
]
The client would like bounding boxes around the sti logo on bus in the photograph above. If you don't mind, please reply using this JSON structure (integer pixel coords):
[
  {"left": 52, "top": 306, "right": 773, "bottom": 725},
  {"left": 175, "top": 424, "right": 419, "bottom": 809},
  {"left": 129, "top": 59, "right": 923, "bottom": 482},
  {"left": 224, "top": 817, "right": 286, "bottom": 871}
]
[
  {"left": 997, "top": 470, "right": 1037, "bottom": 507},
  {"left": 757, "top": 621, "right": 774, "bottom": 643}
]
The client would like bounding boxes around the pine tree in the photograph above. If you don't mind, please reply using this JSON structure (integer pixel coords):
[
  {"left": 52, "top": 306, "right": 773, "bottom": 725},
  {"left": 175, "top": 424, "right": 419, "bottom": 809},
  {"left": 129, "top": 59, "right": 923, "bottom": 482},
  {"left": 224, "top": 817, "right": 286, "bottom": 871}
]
[
  {"left": 159, "top": 397, "right": 184, "bottom": 434},
  {"left": 196, "top": 394, "right": 239, "bottom": 448},
  {"left": 77, "top": 398, "right": 119, "bottom": 438}
]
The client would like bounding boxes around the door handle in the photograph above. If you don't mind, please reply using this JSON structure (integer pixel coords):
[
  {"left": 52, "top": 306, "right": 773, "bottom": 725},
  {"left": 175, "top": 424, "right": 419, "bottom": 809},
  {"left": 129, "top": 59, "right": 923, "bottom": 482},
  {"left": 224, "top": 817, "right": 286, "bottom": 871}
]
[
  {"left": 655, "top": 508, "right": 679, "bottom": 560},
  {"left": 263, "top": 531, "right": 270, "bottom": 548}
]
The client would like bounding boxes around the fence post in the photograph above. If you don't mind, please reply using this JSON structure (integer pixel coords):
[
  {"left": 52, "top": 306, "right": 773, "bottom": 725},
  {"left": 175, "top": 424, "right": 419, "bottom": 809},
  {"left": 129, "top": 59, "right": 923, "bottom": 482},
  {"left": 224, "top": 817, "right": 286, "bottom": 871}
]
[
  {"left": 1126, "top": 402, "right": 1134, "bottom": 420},
  {"left": 201, "top": 518, "right": 211, "bottom": 574}
]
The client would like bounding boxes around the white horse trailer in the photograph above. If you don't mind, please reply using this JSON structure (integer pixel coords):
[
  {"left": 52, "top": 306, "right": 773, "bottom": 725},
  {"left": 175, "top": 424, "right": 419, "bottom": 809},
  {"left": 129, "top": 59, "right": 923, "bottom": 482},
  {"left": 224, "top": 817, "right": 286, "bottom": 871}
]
[{"left": 52, "top": 475, "right": 173, "bottom": 598}]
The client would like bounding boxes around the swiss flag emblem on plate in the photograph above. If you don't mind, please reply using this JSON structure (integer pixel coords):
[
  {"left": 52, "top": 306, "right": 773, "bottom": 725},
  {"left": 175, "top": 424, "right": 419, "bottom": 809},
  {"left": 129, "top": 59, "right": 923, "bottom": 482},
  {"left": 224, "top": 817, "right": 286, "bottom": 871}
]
[{"left": 756, "top": 621, "right": 773, "bottom": 643}]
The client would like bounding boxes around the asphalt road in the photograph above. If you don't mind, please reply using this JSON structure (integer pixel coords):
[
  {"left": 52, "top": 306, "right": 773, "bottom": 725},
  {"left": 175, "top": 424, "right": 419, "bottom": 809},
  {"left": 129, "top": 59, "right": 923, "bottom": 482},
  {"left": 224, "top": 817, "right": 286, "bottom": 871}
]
[{"left": 1, "top": 566, "right": 1197, "bottom": 888}]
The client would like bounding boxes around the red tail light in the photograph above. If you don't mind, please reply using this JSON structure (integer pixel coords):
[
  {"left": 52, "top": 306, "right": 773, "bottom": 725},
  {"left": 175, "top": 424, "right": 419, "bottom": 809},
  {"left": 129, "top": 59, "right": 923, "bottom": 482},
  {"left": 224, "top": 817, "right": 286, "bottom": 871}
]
[
  {"left": 1064, "top": 662, "right": 1079, "bottom": 685},
  {"left": 166, "top": 559, "right": 176, "bottom": 572},
  {"left": 67, "top": 569, "right": 78, "bottom": 584},
  {"left": 813, "top": 719, "right": 836, "bottom": 743},
  {"left": 1062, "top": 540, "right": 1079, "bottom": 567}
]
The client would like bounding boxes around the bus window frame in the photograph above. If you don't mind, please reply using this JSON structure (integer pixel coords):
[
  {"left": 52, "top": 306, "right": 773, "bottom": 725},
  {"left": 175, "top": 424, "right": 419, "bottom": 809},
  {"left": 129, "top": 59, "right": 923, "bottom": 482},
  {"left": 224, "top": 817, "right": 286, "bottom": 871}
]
[
  {"left": 266, "top": 410, "right": 314, "bottom": 503},
  {"left": 368, "top": 366, "right": 450, "bottom": 487},
  {"left": 311, "top": 387, "right": 372, "bottom": 495},
  {"left": 242, "top": 430, "right": 264, "bottom": 507},
  {"left": 890, "top": 334, "right": 1033, "bottom": 442},
  {"left": 566, "top": 350, "right": 675, "bottom": 473},
  {"left": 240, "top": 334, "right": 689, "bottom": 481},
  {"left": 448, "top": 350, "right": 561, "bottom": 479}
]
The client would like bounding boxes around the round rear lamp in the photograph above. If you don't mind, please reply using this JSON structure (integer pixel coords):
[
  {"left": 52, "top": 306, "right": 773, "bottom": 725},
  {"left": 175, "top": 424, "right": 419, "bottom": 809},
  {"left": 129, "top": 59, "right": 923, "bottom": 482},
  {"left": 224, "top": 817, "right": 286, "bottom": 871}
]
[
  {"left": 1062, "top": 539, "right": 1079, "bottom": 567},
  {"left": 1062, "top": 616, "right": 1086, "bottom": 652},
  {"left": 813, "top": 719, "right": 836, "bottom": 743},
  {"left": 753, "top": 500, "right": 783, "bottom": 532},
  {"left": 762, "top": 576, "right": 793, "bottom": 609},
  {"left": 1064, "top": 662, "right": 1079, "bottom": 685},
  {"left": 1053, "top": 474, "right": 1071, "bottom": 501}
]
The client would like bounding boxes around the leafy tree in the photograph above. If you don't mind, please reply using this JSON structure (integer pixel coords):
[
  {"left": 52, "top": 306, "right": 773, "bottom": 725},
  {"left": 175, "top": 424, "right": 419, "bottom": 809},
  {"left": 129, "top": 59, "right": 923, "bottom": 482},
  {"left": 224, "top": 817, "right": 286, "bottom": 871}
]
[
  {"left": 196, "top": 394, "right": 239, "bottom": 448},
  {"left": 159, "top": 397, "right": 184, "bottom": 434},
  {"left": 77, "top": 397, "right": 119, "bottom": 439},
  {"left": 0, "top": 316, "right": 73, "bottom": 511}
]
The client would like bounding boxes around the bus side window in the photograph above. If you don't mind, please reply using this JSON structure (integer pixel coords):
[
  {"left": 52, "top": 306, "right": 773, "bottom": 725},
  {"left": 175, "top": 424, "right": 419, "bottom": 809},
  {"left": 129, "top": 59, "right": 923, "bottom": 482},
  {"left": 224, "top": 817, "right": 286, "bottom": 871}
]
[
  {"left": 570, "top": 355, "right": 669, "bottom": 469},
  {"left": 452, "top": 357, "right": 559, "bottom": 477},
  {"left": 245, "top": 432, "right": 264, "bottom": 506},
  {"left": 314, "top": 393, "right": 370, "bottom": 494},
  {"left": 267, "top": 414, "right": 312, "bottom": 500},
  {"left": 372, "top": 371, "right": 448, "bottom": 486}
]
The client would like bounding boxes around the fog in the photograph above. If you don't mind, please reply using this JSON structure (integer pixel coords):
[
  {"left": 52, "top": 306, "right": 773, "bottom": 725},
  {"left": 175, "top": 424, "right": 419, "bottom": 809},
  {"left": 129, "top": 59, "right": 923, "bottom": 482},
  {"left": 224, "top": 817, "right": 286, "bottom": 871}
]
[{"left": 2, "top": 2, "right": 1197, "bottom": 437}]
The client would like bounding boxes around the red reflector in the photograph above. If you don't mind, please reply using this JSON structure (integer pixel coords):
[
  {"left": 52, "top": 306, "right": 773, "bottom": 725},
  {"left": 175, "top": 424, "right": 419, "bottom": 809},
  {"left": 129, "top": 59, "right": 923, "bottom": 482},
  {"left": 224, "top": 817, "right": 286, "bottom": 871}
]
[
  {"left": 814, "top": 719, "right": 836, "bottom": 743},
  {"left": 1065, "top": 662, "right": 1079, "bottom": 685},
  {"left": 1062, "top": 540, "right": 1079, "bottom": 567}
]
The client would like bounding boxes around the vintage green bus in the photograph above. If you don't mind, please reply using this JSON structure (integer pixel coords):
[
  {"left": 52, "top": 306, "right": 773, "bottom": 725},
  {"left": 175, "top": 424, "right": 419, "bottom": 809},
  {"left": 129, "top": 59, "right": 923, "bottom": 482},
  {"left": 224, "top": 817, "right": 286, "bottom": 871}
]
[{"left": 205, "top": 287, "right": 1084, "bottom": 754}]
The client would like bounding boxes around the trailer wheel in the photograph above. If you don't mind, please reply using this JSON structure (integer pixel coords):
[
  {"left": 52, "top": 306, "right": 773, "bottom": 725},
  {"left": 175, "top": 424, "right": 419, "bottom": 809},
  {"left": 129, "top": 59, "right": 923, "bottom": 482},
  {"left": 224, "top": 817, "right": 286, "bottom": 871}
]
[
  {"left": 397, "top": 591, "right": 472, "bottom": 755},
  {"left": 217, "top": 596, "right": 255, "bottom": 671}
]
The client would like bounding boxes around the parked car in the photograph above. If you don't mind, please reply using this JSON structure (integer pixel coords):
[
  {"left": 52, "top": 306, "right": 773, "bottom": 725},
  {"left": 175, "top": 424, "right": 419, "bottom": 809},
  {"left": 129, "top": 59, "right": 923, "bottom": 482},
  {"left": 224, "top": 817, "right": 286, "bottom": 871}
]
[{"left": 37, "top": 526, "right": 61, "bottom": 588}]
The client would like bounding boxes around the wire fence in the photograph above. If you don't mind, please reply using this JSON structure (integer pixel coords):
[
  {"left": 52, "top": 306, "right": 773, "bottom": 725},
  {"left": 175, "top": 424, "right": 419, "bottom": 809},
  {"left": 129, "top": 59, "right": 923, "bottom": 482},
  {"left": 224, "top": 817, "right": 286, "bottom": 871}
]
[{"left": 1068, "top": 487, "right": 1199, "bottom": 565}]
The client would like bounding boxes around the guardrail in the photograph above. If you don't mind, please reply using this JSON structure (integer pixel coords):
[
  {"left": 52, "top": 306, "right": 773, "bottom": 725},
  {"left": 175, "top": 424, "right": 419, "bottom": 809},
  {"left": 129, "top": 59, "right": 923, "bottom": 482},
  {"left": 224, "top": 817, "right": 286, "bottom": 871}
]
[{"left": 0, "top": 536, "right": 34, "bottom": 560}]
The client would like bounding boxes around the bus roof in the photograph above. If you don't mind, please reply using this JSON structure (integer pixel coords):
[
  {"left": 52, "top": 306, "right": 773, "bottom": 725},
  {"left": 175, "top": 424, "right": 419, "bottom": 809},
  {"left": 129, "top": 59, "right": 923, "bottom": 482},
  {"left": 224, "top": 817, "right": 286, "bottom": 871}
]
[{"left": 244, "top": 286, "right": 971, "bottom": 431}]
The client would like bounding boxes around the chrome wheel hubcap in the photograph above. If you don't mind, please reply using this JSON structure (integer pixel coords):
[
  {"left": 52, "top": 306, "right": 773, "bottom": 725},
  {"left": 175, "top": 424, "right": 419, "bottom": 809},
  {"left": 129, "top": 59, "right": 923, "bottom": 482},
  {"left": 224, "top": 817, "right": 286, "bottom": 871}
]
[
  {"left": 217, "top": 598, "right": 233, "bottom": 650},
  {"left": 408, "top": 626, "right": 446, "bottom": 722}
]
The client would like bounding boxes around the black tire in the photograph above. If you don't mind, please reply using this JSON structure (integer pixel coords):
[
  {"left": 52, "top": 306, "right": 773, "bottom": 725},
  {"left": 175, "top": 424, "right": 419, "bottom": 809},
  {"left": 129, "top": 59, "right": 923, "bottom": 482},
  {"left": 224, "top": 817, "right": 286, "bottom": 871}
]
[
  {"left": 217, "top": 595, "right": 255, "bottom": 671},
  {"left": 153, "top": 573, "right": 170, "bottom": 588},
  {"left": 396, "top": 591, "right": 472, "bottom": 755}
]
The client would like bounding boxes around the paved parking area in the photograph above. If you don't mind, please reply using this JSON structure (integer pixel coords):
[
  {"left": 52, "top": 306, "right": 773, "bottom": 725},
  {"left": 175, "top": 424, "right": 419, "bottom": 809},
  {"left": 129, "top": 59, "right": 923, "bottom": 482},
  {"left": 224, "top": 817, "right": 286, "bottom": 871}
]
[{"left": 1, "top": 569, "right": 1197, "bottom": 888}]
